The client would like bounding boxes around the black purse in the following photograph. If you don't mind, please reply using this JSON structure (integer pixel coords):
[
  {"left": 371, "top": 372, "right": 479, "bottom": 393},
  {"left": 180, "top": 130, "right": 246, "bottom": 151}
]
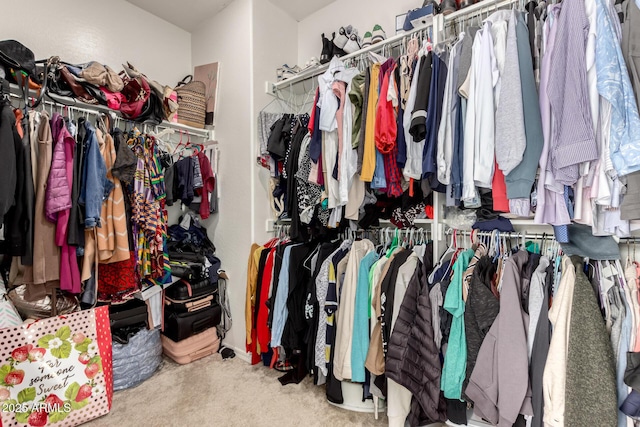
[
  {"left": 0, "top": 40, "right": 51, "bottom": 108},
  {"left": 0, "top": 40, "right": 36, "bottom": 78}
]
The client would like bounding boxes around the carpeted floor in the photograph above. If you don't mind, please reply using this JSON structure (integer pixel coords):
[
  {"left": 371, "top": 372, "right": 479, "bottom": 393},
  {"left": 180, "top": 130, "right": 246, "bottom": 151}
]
[{"left": 85, "top": 354, "right": 390, "bottom": 426}]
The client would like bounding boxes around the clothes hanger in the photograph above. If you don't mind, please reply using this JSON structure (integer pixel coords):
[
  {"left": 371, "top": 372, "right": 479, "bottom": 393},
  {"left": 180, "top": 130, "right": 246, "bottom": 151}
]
[
  {"left": 386, "top": 228, "right": 401, "bottom": 256},
  {"left": 302, "top": 243, "right": 321, "bottom": 271},
  {"left": 263, "top": 89, "right": 292, "bottom": 114},
  {"left": 429, "top": 229, "right": 458, "bottom": 283},
  {"left": 369, "top": 50, "right": 387, "bottom": 64},
  {"left": 297, "top": 82, "right": 317, "bottom": 116},
  {"left": 172, "top": 130, "right": 185, "bottom": 156}
]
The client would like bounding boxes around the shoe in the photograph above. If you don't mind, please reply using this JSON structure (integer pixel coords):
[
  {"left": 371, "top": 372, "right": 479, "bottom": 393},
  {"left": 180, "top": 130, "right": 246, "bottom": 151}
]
[
  {"left": 343, "top": 33, "right": 361, "bottom": 54},
  {"left": 441, "top": 0, "right": 458, "bottom": 14},
  {"left": 280, "top": 64, "right": 301, "bottom": 81},
  {"left": 362, "top": 31, "right": 373, "bottom": 48},
  {"left": 331, "top": 32, "right": 347, "bottom": 58},
  {"left": 301, "top": 57, "right": 321, "bottom": 71},
  {"left": 371, "top": 25, "right": 386, "bottom": 44},
  {"left": 334, "top": 26, "right": 350, "bottom": 49},
  {"left": 320, "top": 33, "right": 333, "bottom": 64}
]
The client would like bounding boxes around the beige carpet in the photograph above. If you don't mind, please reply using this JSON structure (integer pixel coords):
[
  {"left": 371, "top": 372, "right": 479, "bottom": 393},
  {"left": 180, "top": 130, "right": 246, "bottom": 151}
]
[{"left": 85, "top": 354, "right": 390, "bottom": 427}]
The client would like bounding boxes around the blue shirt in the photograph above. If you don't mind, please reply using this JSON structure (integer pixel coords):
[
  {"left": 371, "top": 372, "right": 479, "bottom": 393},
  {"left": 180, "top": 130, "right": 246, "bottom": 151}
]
[
  {"left": 595, "top": 0, "right": 640, "bottom": 177},
  {"left": 270, "top": 244, "right": 300, "bottom": 347},
  {"left": 372, "top": 148, "right": 387, "bottom": 190},
  {"left": 351, "top": 251, "right": 380, "bottom": 383}
]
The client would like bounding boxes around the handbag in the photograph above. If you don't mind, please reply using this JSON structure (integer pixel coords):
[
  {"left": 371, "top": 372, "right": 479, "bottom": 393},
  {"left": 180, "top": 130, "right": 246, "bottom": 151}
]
[
  {"left": 119, "top": 72, "right": 150, "bottom": 120},
  {"left": 175, "top": 75, "right": 206, "bottom": 129},
  {"left": 0, "top": 307, "right": 113, "bottom": 427},
  {"left": 0, "top": 40, "right": 51, "bottom": 108},
  {"left": 0, "top": 40, "right": 36, "bottom": 79},
  {"left": 8, "top": 285, "right": 78, "bottom": 320},
  {"left": 123, "top": 62, "right": 177, "bottom": 122},
  {"left": 0, "top": 280, "right": 22, "bottom": 329}
]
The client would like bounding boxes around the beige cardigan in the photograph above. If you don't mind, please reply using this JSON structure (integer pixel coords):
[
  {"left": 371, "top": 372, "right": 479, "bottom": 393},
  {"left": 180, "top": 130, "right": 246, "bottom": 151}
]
[
  {"left": 97, "top": 130, "right": 130, "bottom": 264},
  {"left": 542, "top": 257, "right": 576, "bottom": 427},
  {"left": 333, "top": 239, "right": 375, "bottom": 381},
  {"left": 22, "top": 111, "right": 61, "bottom": 299}
]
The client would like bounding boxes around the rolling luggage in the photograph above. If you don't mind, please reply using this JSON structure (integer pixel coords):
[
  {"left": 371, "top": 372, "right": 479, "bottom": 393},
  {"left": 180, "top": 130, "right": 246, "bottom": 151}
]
[
  {"left": 163, "top": 303, "right": 221, "bottom": 342},
  {"left": 162, "top": 327, "right": 220, "bottom": 364},
  {"left": 164, "top": 278, "right": 218, "bottom": 313}
]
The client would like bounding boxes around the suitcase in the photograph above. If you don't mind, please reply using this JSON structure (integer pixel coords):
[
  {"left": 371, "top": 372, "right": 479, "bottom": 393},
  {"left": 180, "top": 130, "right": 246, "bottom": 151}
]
[
  {"left": 109, "top": 298, "right": 148, "bottom": 330},
  {"left": 161, "top": 327, "right": 220, "bottom": 364},
  {"left": 163, "top": 303, "right": 221, "bottom": 342},
  {"left": 166, "top": 278, "right": 217, "bottom": 301},
  {"left": 164, "top": 278, "right": 218, "bottom": 313}
]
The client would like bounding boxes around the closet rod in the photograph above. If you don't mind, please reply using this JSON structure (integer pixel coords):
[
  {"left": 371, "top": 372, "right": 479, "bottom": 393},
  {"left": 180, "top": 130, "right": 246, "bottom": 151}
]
[
  {"left": 442, "top": 0, "right": 519, "bottom": 23},
  {"left": 268, "top": 23, "right": 435, "bottom": 93},
  {"left": 6, "top": 83, "right": 212, "bottom": 139},
  {"left": 267, "top": 0, "right": 520, "bottom": 95},
  {"left": 446, "top": 228, "right": 556, "bottom": 241}
]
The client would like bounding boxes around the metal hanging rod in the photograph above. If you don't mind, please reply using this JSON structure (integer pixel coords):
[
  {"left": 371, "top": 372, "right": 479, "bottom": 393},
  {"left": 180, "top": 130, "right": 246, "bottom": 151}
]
[
  {"left": 445, "top": 228, "right": 556, "bottom": 241},
  {"left": 6, "top": 83, "right": 212, "bottom": 139},
  {"left": 266, "top": 0, "right": 519, "bottom": 95},
  {"left": 268, "top": 22, "right": 434, "bottom": 93},
  {"left": 443, "top": 0, "right": 520, "bottom": 23}
]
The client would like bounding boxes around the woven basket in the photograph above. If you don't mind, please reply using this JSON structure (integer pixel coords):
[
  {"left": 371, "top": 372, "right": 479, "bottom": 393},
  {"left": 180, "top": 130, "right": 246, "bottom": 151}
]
[{"left": 175, "top": 75, "right": 206, "bottom": 128}]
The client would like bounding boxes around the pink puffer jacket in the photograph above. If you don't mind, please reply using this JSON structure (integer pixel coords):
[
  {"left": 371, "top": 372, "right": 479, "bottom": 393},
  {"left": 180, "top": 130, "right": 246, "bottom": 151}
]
[{"left": 45, "top": 116, "right": 72, "bottom": 222}]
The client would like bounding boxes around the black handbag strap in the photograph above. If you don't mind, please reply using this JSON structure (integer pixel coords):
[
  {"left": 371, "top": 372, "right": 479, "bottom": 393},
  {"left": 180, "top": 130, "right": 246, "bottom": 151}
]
[
  {"left": 177, "top": 75, "right": 193, "bottom": 87},
  {"left": 19, "top": 56, "right": 56, "bottom": 109}
]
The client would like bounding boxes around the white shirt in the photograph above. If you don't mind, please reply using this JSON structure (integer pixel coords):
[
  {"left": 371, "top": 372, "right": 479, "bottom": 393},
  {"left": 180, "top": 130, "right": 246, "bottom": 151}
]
[
  {"left": 473, "top": 22, "right": 499, "bottom": 189},
  {"left": 486, "top": 10, "right": 511, "bottom": 99},
  {"left": 462, "top": 30, "right": 483, "bottom": 203},
  {"left": 437, "top": 36, "right": 464, "bottom": 185},
  {"left": 403, "top": 51, "right": 425, "bottom": 180},
  {"left": 318, "top": 57, "right": 345, "bottom": 132},
  {"left": 336, "top": 67, "right": 361, "bottom": 207}
]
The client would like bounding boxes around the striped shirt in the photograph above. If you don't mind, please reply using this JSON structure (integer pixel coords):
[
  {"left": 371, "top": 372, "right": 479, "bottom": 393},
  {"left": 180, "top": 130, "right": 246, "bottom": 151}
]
[{"left": 547, "top": 0, "right": 599, "bottom": 186}]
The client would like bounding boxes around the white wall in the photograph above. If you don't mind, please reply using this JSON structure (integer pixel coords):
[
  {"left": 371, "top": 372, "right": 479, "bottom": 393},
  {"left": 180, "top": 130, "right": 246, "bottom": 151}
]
[
  {"left": 191, "top": 0, "right": 254, "bottom": 359},
  {"left": 188, "top": 0, "right": 297, "bottom": 359},
  {"left": 296, "top": 0, "right": 416, "bottom": 65},
  {"left": 0, "top": 0, "right": 192, "bottom": 85},
  {"left": 252, "top": 0, "right": 298, "bottom": 244}
]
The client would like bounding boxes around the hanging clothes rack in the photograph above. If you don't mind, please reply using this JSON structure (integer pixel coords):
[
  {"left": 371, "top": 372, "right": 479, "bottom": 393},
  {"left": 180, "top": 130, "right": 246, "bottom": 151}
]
[
  {"left": 446, "top": 228, "right": 554, "bottom": 241},
  {"left": 266, "top": 0, "right": 521, "bottom": 96},
  {"left": 267, "top": 23, "right": 434, "bottom": 95},
  {"left": 442, "top": 0, "right": 520, "bottom": 24},
  {"left": 6, "top": 82, "right": 212, "bottom": 139}
]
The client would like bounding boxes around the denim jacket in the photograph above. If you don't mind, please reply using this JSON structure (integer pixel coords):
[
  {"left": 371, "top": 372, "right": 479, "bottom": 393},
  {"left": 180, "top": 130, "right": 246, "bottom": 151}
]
[{"left": 79, "top": 122, "right": 113, "bottom": 228}]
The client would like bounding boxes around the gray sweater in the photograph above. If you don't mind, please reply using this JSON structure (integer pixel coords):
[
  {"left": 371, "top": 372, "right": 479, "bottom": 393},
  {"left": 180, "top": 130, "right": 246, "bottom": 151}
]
[
  {"left": 495, "top": 10, "right": 526, "bottom": 176},
  {"left": 465, "top": 250, "right": 533, "bottom": 427},
  {"left": 565, "top": 257, "right": 618, "bottom": 427},
  {"left": 529, "top": 259, "right": 552, "bottom": 427},
  {"left": 505, "top": 11, "right": 544, "bottom": 202}
]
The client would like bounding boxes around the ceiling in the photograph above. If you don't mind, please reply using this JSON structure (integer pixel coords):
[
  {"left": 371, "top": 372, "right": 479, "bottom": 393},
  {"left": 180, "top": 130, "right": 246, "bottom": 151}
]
[
  {"left": 126, "top": 0, "right": 336, "bottom": 31},
  {"left": 267, "top": 0, "right": 336, "bottom": 21}
]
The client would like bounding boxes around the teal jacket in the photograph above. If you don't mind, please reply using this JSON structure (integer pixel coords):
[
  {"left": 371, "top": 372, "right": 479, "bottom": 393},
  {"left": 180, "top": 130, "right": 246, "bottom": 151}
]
[{"left": 441, "top": 249, "right": 474, "bottom": 400}]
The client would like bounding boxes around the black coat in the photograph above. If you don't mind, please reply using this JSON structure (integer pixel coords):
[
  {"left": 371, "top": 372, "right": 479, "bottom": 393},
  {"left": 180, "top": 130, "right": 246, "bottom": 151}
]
[
  {"left": 463, "top": 256, "right": 499, "bottom": 402},
  {"left": 4, "top": 108, "right": 30, "bottom": 258},
  {"left": 386, "top": 244, "right": 446, "bottom": 425},
  {"left": 0, "top": 105, "right": 16, "bottom": 225}
]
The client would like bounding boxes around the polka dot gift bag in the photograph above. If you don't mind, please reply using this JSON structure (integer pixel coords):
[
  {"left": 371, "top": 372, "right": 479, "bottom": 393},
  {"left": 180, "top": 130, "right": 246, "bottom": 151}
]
[{"left": 0, "top": 307, "right": 113, "bottom": 427}]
